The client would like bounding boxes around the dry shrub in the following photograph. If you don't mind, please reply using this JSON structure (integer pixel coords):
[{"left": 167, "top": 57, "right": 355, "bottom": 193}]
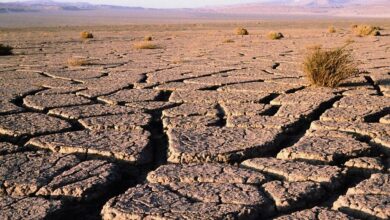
[
  {"left": 0, "top": 44, "right": 13, "bottom": 56},
  {"left": 352, "top": 25, "right": 380, "bottom": 37},
  {"left": 223, "top": 39, "right": 235, "bottom": 43},
  {"left": 133, "top": 42, "right": 159, "bottom": 49},
  {"left": 328, "top": 26, "right": 336, "bottom": 33},
  {"left": 144, "top": 36, "right": 153, "bottom": 41},
  {"left": 67, "top": 57, "right": 90, "bottom": 66},
  {"left": 303, "top": 45, "right": 358, "bottom": 88},
  {"left": 268, "top": 32, "right": 284, "bottom": 40},
  {"left": 81, "top": 31, "right": 94, "bottom": 39},
  {"left": 235, "top": 27, "right": 249, "bottom": 35}
]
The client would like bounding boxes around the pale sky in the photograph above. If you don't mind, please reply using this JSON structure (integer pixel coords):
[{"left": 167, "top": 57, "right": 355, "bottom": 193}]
[{"left": 1, "top": 0, "right": 270, "bottom": 8}]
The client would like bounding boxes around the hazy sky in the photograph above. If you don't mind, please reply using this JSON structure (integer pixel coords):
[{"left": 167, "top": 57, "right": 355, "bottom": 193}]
[{"left": 2, "top": 0, "right": 270, "bottom": 8}]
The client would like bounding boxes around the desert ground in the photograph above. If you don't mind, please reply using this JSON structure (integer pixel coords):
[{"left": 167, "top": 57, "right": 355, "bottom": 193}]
[{"left": 0, "top": 20, "right": 389, "bottom": 219}]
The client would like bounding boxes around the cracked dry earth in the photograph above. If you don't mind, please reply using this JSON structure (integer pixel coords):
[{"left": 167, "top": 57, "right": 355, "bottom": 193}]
[{"left": 0, "top": 22, "right": 389, "bottom": 220}]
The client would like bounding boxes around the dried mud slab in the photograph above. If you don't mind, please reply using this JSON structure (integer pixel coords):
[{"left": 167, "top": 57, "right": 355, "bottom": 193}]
[
  {"left": 166, "top": 182, "right": 275, "bottom": 213},
  {"left": 310, "top": 121, "right": 390, "bottom": 154},
  {"left": 167, "top": 127, "right": 282, "bottom": 163},
  {"left": 155, "top": 82, "right": 210, "bottom": 91},
  {"left": 0, "top": 142, "right": 22, "bottom": 155},
  {"left": 227, "top": 115, "right": 301, "bottom": 132},
  {"left": 218, "top": 82, "right": 302, "bottom": 93},
  {"left": 77, "top": 86, "right": 126, "bottom": 98},
  {"left": 147, "top": 163, "right": 268, "bottom": 185},
  {"left": 0, "top": 113, "right": 72, "bottom": 140},
  {"left": 346, "top": 173, "right": 390, "bottom": 196},
  {"left": 0, "top": 151, "right": 79, "bottom": 196},
  {"left": 343, "top": 89, "right": 378, "bottom": 96},
  {"left": 333, "top": 173, "right": 390, "bottom": 219},
  {"left": 275, "top": 103, "right": 321, "bottom": 120},
  {"left": 23, "top": 94, "right": 91, "bottom": 111},
  {"left": 277, "top": 134, "right": 372, "bottom": 164},
  {"left": 79, "top": 113, "right": 152, "bottom": 131},
  {"left": 334, "top": 95, "right": 390, "bottom": 110},
  {"left": 27, "top": 129, "right": 152, "bottom": 164},
  {"left": 101, "top": 183, "right": 259, "bottom": 220},
  {"left": 345, "top": 157, "right": 385, "bottom": 174},
  {"left": 0, "top": 83, "right": 41, "bottom": 101},
  {"left": 125, "top": 101, "right": 177, "bottom": 112},
  {"left": 98, "top": 89, "right": 161, "bottom": 104},
  {"left": 162, "top": 103, "right": 219, "bottom": 117},
  {"left": 44, "top": 69, "right": 107, "bottom": 81},
  {"left": 215, "top": 69, "right": 280, "bottom": 80},
  {"left": 37, "top": 160, "right": 119, "bottom": 201},
  {"left": 221, "top": 103, "right": 273, "bottom": 116},
  {"left": 36, "top": 87, "right": 85, "bottom": 95},
  {"left": 0, "top": 101, "right": 24, "bottom": 115},
  {"left": 170, "top": 90, "right": 270, "bottom": 104},
  {"left": 0, "top": 196, "right": 63, "bottom": 220},
  {"left": 321, "top": 107, "right": 386, "bottom": 122},
  {"left": 49, "top": 104, "right": 137, "bottom": 120},
  {"left": 263, "top": 180, "right": 325, "bottom": 212},
  {"left": 241, "top": 158, "right": 345, "bottom": 190},
  {"left": 184, "top": 76, "right": 254, "bottom": 86},
  {"left": 275, "top": 206, "right": 354, "bottom": 220},
  {"left": 270, "top": 92, "right": 336, "bottom": 106},
  {"left": 333, "top": 194, "right": 389, "bottom": 220},
  {"left": 163, "top": 116, "right": 220, "bottom": 129}
]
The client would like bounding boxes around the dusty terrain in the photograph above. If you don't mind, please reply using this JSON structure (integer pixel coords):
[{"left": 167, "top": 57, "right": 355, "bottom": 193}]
[{"left": 0, "top": 20, "right": 389, "bottom": 219}]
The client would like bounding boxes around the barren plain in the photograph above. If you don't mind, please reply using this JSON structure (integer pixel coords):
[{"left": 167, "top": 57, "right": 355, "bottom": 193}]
[{"left": 0, "top": 20, "right": 389, "bottom": 219}]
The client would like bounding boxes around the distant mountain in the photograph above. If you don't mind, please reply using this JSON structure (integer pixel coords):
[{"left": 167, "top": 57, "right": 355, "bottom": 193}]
[
  {"left": 0, "top": 0, "right": 136, "bottom": 13},
  {"left": 208, "top": 0, "right": 390, "bottom": 17},
  {"left": 0, "top": 0, "right": 389, "bottom": 17}
]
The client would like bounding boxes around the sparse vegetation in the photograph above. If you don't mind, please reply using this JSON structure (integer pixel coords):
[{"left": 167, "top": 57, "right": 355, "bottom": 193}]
[
  {"left": 267, "top": 32, "right": 284, "bottom": 40},
  {"left": 144, "top": 36, "right": 153, "bottom": 41},
  {"left": 81, "top": 31, "right": 94, "bottom": 39},
  {"left": 328, "top": 26, "right": 336, "bottom": 33},
  {"left": 133, "top": 42, "right": 160, "bottom": 49},
  {"left": 67, "top": 57, "right": 90, "bottom": 66},
  {"left": 0, "top": 44, "right": 13, "bottom": 56},
  {"left": 223, "top": 39, "right": 235, "bottom": 43},
  {"left": 235, "top": 27, "right": 249, "bottom": 35},
  {"left": 352, "top": 25, "right": 380, "bottom": 37},
  {"left": 303, "top": 45, "right": 358, "bottom": 88}
]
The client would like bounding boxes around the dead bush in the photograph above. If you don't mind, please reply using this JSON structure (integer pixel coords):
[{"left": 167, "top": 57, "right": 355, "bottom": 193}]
[
  {"left": 81, "top": 31, "right": 94, "bottom": 39},
  {"left": 352, "top": 25, "right": 380, "bottom": 37},
  {"left": 268, "top": 32, "right": 284, "bottom": 40},
  {"left": 328, "top": 26, "right": 336, "bottom": 33},
  {"left": 0, "top": 44, "right": 13, "bottom": 56},
  {"left": 144, "top": 36, "right": 153, "bottom": 41},
  {"left": 303, "top": 45, "right": 358, "bottom": 88},
  {"left": 235, "top": 27, "right": 249, "bottom": 35}
]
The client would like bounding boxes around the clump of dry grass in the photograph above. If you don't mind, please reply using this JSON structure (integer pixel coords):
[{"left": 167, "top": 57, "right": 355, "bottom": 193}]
[
  {"left": 0, "top": 44, "right": 13, "bottom": 56},
  {"left": 235, "top": 27, "right": 249, "bottom": 35},
  {"left": 133, "top": 41, "right": 160, "bottom": 49},
  {"left": 328, "top": 26, "right": 336, "bottom": 33},
  {"left": 67, "top": 57, "right": 90, "bottom": 66},
  {"left": 267, "top": 32, "right": 284, "bottom": 40},
  {"left": 303, "top": 45, "right": 358, "bottom": 88},
  {"left": 223, "top": 39, "right": 235, "bottom": 43},
  {"left": 81, "top": 31, "right": 94, "bottom": 39},
  {"left": 144, "top": 36, "right": 153, "bottom": 41},
  {"left": 352, "top": 25, "right": 380, "bottom": 37}
]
